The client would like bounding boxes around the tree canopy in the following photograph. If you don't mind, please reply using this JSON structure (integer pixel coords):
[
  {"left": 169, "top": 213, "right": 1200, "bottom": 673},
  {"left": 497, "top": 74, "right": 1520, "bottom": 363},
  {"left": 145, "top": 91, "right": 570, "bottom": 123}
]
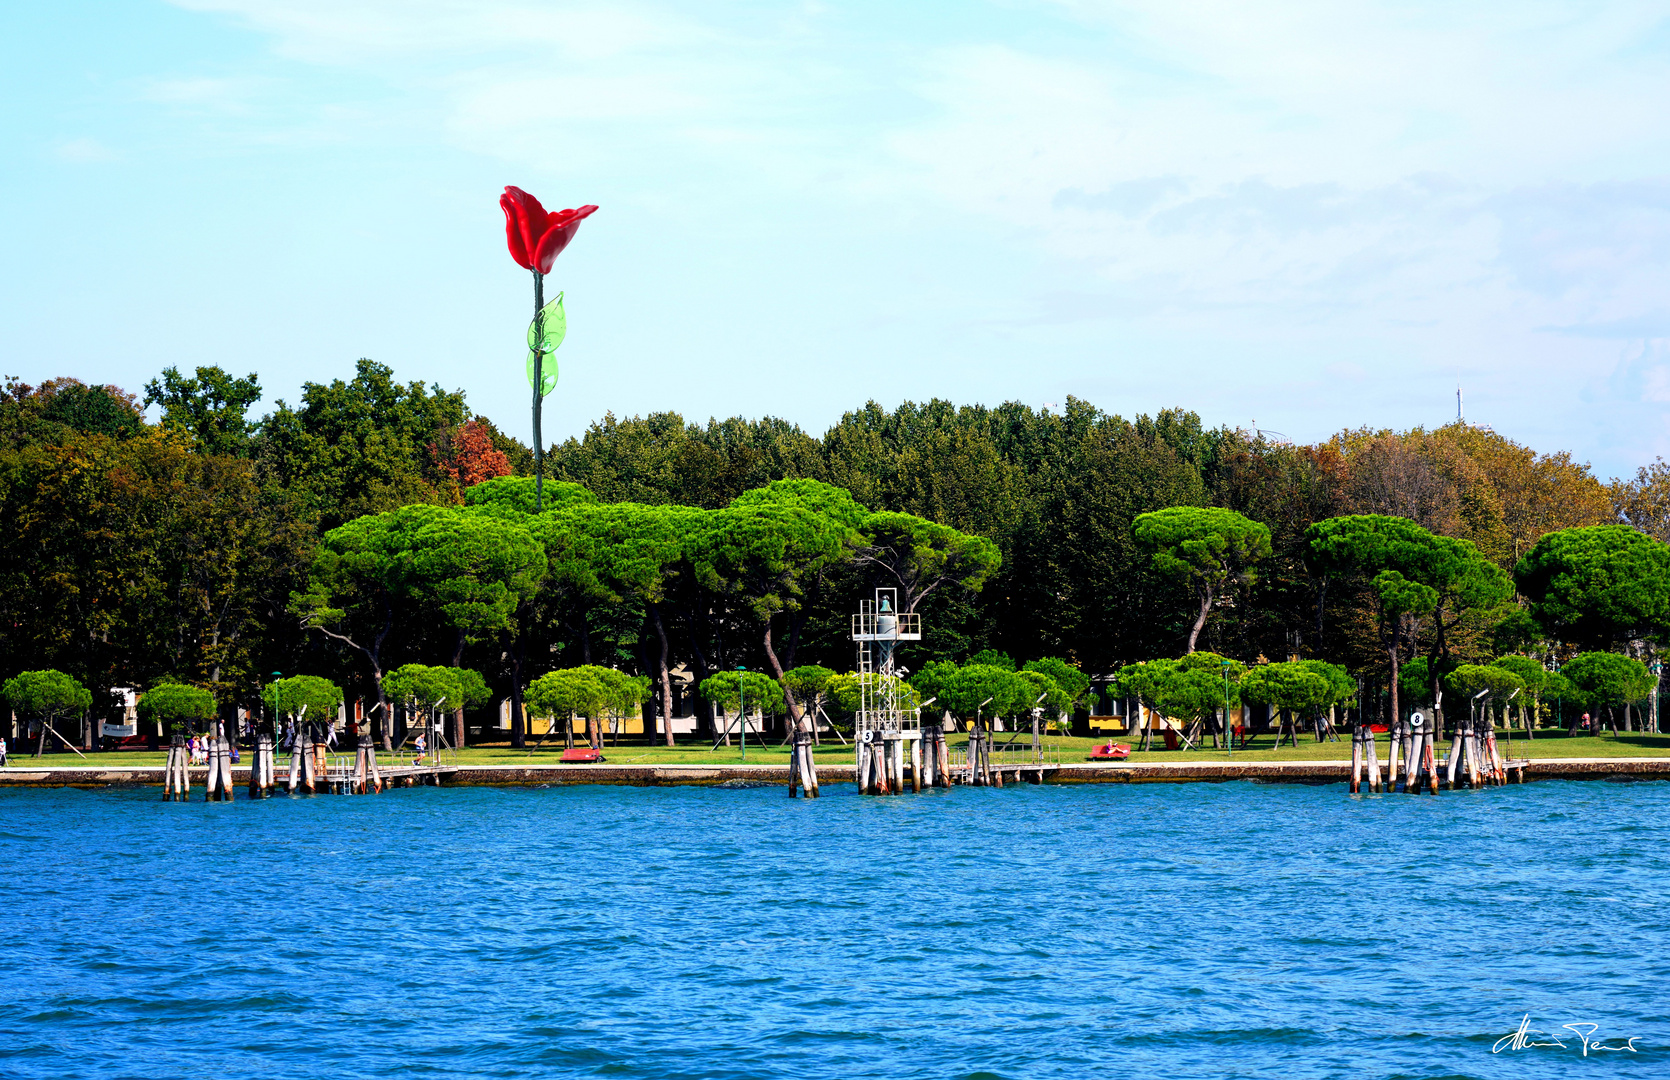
[
  {"left": 1558, "top": 651, "right": 1654, "bottom": 710},
  {"left": 1240, "top": 662, "right": 1334, "bottom": 716},
  {"left": 4, "top": 357, "right": 1656, "bottom": 738},
  {"left": 262, "top": 675, "right": 343, "bottom": 719},
  {"left": 3, "top": 669, "right": 92, "bottom": 720},
  {"left": 1133, "top": 505, "right": 1271, "bottom": 652},
  {"left": 1515, "top": 525, "right": 1670, "bottom": 649},
  {"left": 137, "top": 683, "right": 218, "bottom": 732}
]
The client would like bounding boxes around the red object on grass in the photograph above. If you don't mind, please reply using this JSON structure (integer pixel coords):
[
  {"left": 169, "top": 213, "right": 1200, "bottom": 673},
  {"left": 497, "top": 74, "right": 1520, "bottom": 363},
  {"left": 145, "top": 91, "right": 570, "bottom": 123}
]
[
  {"left": 1370, "top": 724, "right": 1388, "bottom": 733},
  {"left": 1088, "top": 742, "right": 1130, "bottom": 761},
  {"left": 500, "top": 187, "right": 599, "bottom": 274},
  {"left": 561, "top": 747, "right": 605, "bottom": 763}
]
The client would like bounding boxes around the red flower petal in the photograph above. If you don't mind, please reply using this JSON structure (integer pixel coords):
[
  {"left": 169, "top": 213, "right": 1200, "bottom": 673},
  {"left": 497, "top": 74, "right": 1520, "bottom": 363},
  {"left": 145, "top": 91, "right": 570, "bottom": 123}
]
[
  {"left": 500, "top": 186, "right": 549, "bottom": 271},
  {"left": 532, "top": 204, "right": 599, "bottom": 273}
]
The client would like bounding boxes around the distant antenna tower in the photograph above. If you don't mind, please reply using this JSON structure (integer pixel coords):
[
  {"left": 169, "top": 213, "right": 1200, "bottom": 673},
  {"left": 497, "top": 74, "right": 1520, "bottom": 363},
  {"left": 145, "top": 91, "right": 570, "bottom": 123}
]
[{"left": 1457, "top": 386, "right": 1463, "bottom": 424}]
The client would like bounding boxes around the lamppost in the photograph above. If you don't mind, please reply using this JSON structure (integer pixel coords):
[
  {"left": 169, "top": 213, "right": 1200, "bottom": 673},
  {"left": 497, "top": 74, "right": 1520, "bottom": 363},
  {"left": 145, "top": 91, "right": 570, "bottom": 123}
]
[{"left": 736, "top": 665, "right": 747, "bottom": 761}]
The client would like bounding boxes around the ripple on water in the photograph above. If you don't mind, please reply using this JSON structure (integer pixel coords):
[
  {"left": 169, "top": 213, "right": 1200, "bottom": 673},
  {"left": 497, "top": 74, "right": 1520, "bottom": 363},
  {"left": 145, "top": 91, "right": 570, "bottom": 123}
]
[{"left": 0, "top": 781, "right": 1665, "bottom": 1079}]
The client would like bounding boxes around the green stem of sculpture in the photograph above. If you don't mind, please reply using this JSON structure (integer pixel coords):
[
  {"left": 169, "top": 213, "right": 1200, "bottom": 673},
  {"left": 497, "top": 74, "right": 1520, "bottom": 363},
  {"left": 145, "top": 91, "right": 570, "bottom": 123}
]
[{"left": 532, "top": 270, "right": 544, "bottom": 512}]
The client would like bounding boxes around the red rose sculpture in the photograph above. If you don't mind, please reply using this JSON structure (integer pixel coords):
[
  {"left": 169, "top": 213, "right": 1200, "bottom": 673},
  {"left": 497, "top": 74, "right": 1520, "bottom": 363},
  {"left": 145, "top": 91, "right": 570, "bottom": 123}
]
[{"left": 500, "top": 187, "right": 599, "bottom": 274}]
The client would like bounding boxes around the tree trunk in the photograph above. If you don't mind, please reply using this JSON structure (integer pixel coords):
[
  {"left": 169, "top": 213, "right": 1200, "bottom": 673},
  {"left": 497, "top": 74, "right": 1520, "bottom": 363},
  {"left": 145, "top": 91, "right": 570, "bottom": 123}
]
[
  {"left": 761, "top": 619, "right": 805, "bottom": 733},
  {"left": 1186, "top": 585, "right": 1213, "bottom": 654},
  {"left": 1387, "top": 645, "right": 1401, "bottom": 736},
  {"left": 651, "top": 605, "right": 676, "bottom": 746},
  {"left": 509, "top": 624, "right": 527, "bottom": 750},
  {"left": 451, "top": 628, "right": 467, "bottom": 750},
  {"left": 1313, "top": 576, "right": 1329, "bottom": 654}
]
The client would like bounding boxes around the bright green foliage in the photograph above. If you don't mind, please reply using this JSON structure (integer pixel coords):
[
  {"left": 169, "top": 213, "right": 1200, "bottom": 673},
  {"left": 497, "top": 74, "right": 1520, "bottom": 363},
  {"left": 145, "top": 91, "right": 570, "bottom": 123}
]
[
  {"left": 1444, "top": 664, "right": 1523, "bottom": 703},
  {"left": 1133, "top": 505, "right": 1271, "bottom": 652},
  {"left": 730, "top": 478, "right": 869, "bottom": 529},
  {"left": 698, "top": 670, "right": 787, "bottom": 715},
  {"left": 1515, "top": 525, "right": 1670, "bottom": 648},
  {"left": 1174, "top": 650, "right": 1247, "bottom": 683},
  {"left": 262, "top": 675, "right": 342, "bottom": 718},
  {"left": 1399, "top": 657, "right": 1432, "bottom": 703},
  {"left": 143, "top": 366, "right": 263, "bottom": 457},
  {"left": 1489, "top": 656, "right": 1548, "bottom": 699},
  {"left": 3, "top": 669, "right": 92, "bottom": 720},
  {"left": 1015, "top": 669, "right": 1072, "bottom": 718},
  {"left": 412, "top": 508, "right": 546, "bottom": 640},
  {"left": 1110, "top": 660, "right": 1174, "bottom": 710},
  {"left": 782, "top": 665, "right": 836, "bottom": 712},
  {"left": 525, "top": 665, "right": 647, "bottom": 740},
  {"left": 824, "top": 672, "right": 922, "bottom": 715},
  {"left": 292, "top": 504, "right": 545, "bottom": 681},
  {"left": 967, "top": 649, "right": 1015, "bottom": 670},
  {"left": 137, "top": 682, "right": 218, "bottom": 732},
  {"left": 1542, "top": 670, "right": 1579, "bottom": 705},
  {"left": 940, "top": 663, "right": 1029, "bottom": 719},
  {"left": 1023, "top": 657, "right": 1091, "bottom": 706},
  {"left": 451, "top": 667, "right": 493, "bottom": 709},
  {"left": 1307, "top": 514, "right": 1434, "bottom": 579},
  {"left": 291, "top": 503, "right": 453, "bottom": 641},
  {"left": 1558, "top": 651, "right": 1654, "bottom": 708},
  {"left": 382, "top": 664, "right": 484, "bottom": 712},
  {"left": 1373, "top": 570, "right": 1438, "bottom": 623},
  {"left": 463, "top": 475, "right": 597, "bottom": 515},
  {"left": 908, "top": 659, "right": 960, "bottom": 707},
  {"left": 580, "top": 666, "right": 651, "bottom": 716},
  {"left": 1240, "top": 662, "right": 1332, "bottom": 715},
  {"left": 1109, "top": 653, "right": 1246, "bottom": 726},
  {"left": 1491, "top": 607, "right": 1541, "bottom": 655},
  {"left": 687, "top": 492, "right": 858, "bottom": 625},
  {"left": 526, "top": 668, "right": 607, "bottom": 721},
  {"left": 1150, "top": 666, "right": 1231, "bottom": 725},
  {"left": 1296, "top": 659, "right": 1355, "bottom": 707},
  {"left": 1307, "top": 513, "right": 1511, "bottom": 705},
  {"left": 854, "top": 510, "right": 1001, "bottom": 611}
]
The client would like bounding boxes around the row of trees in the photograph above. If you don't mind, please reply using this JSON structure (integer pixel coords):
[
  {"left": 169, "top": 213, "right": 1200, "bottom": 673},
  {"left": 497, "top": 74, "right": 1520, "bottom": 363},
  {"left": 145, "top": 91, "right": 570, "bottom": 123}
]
[{"left": 8, "top": 359, "right": 1670, "bottom": 746}]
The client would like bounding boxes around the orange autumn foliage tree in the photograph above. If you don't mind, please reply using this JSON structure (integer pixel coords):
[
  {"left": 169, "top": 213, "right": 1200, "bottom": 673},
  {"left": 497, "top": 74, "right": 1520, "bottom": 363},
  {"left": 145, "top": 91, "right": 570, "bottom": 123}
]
[{"left": 432, "top": 420, "right": 512, "bottom": 491}]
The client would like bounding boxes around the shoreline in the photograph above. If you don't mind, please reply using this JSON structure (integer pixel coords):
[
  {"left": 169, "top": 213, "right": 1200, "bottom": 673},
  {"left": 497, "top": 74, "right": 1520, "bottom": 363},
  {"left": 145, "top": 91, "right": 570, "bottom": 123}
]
[{"left": 2, "top": 756, "right": 1668, "bottom": 789}]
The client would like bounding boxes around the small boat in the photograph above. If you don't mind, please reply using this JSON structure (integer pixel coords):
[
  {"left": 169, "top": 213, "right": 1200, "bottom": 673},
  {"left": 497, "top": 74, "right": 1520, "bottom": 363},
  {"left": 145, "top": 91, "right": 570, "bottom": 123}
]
[
  {"left": 1088, "top": 742, "right": 1130, "bottom": 761},
  {"left": 561, "top": 747, "right": 606, "bottom": 763}
]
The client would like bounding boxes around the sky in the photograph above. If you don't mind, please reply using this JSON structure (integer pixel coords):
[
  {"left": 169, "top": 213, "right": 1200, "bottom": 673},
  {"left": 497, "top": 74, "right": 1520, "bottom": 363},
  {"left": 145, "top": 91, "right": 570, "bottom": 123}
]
[{"left": 3, "top": 1, "right": 1670, "bottom": 479}]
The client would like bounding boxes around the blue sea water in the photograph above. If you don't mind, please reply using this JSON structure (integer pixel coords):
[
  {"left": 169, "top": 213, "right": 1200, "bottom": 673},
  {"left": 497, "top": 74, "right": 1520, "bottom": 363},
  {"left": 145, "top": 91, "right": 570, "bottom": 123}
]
[{"left": 0, "top": 779, "right": 1665, "bottom": 1080}]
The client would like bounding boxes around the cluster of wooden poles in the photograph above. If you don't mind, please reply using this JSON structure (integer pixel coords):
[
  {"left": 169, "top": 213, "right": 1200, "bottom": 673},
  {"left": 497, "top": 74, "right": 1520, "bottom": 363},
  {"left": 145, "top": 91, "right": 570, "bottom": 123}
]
[
  {"left": 1351, "top": 712, "right": 1523, "bottom": 794},
  {"left": 164, "top": 726, "right": 390, "bottom": 801},
  {"left": 162, "top": 730, "right": 237, "bottom": 802},
  {"left": 853, "top": 725, "right": 952, "bottom": 795}
]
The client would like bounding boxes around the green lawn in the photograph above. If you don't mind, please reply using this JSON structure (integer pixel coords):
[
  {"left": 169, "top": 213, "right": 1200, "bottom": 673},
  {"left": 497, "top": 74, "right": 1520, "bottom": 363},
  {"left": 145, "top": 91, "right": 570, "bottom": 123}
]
[{"left": 12, "top": 728, "right": 1670, "bottom": 769}]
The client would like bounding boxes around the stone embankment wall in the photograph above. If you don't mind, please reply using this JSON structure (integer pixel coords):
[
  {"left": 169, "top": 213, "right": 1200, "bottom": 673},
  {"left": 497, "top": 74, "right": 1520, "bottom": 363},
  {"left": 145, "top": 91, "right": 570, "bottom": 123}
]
[{"left": 2, "top": 758, "right": 1667, "bottom": 788}]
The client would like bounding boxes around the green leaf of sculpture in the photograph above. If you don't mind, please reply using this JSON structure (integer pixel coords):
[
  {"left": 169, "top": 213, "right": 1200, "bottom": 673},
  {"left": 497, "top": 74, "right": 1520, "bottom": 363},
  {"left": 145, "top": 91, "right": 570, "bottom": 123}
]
[
  {"left": 527, "top": 292, "right": 567, "bottom": 355},
  {"left": 524, "top": 292, "right": 565, "bottom": 397},
  {"left": 526, "top": 350, "right": 557, "bottom": 397}
]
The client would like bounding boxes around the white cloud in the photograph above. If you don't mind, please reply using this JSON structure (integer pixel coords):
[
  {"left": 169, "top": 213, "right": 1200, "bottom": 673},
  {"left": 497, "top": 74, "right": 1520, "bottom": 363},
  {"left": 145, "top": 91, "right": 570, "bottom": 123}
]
[{"left": 52, "top": 137, "right": 118, "bottom": 163}]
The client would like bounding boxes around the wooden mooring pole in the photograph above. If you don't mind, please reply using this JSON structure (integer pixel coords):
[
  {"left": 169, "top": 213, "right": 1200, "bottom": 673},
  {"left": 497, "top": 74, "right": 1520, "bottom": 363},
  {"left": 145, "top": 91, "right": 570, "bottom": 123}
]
[
  {"left": 249, "top": 734, "right": 274, "bottom": 798},
  {"left": 203, "top": 723, "right": 235, "bottom": 802},
  {"left": 162, "top": 733, "right": 189, "bottom": 801}
]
